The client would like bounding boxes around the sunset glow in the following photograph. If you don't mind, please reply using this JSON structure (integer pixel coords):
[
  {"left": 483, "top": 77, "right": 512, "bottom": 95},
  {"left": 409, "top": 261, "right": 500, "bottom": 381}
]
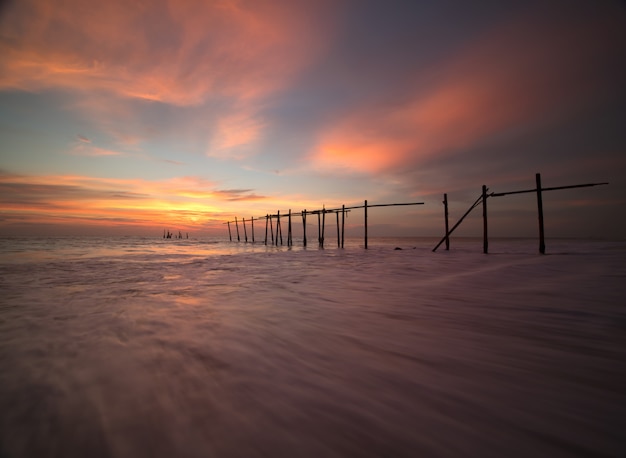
[{"left": 1, "top": 0, "right": 624, "bottom": 237}]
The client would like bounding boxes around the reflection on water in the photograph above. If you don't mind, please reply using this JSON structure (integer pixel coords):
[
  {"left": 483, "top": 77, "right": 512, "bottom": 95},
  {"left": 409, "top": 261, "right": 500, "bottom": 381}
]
[{"left": 0, "top": 237, "right": 625, "bottom": 457}]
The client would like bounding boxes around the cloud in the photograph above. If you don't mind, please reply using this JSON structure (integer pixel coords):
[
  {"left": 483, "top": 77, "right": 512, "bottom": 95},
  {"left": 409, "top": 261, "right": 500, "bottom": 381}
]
[{"left": 308, "top": 3, "right": 625, "bottom": 180}]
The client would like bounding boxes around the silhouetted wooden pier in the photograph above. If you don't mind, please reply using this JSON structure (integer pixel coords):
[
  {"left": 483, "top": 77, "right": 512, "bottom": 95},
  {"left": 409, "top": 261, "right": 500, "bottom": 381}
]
[{"left": 225, "top": 173, "right": 608, "bottom": 254}]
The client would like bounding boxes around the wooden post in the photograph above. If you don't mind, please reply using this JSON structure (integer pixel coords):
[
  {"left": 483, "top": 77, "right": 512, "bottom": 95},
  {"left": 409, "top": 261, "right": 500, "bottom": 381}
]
[
  {"left": 341, "top": 204, "right": 345, "bottom": 248},
  {"left": 536, "top": 173, "right": 546, "bottom": 254},
  {"left": 364, "top": 200, "right": 368, "bottom": 249},
  {"left": 264, "top": 215, "right": 268, "bottom": 245},
  {"left": 303, "top": 210, "right": 307, "bottom": 247},
  {"left": 482, "top": 185, "right": 488, "bottom": 254},
  {"left": 321, "top": 206, "right": 326, "bottom": 248},
  {"left": 235, "top": 216, "right": 240, "bottom": 242},
  {"left": 336, "top": 211, "right": 340, "bottom": 247},
  {"left": 270, "top": 215, "right": 274, "bottom": 245},
  {"left": 443, "top": 193, "right": 450, "bottom": 251},
  {"left": 243, "top": 217, "right": 248, "bottom": 242},
  {"left": 251, "top": 217, "right": 255, "bottom": 243},
  {"left": 288, "top": 209, "right": 292, "bottom": 247},
  {"left": 277, "top": 210, "right": 282, "bottom": 246},
  {"left": 227, "top": 222, "right": 232, "bottom": 242},
  {"left": 317, "top": 212, "right": 321, "bottom": 247}
]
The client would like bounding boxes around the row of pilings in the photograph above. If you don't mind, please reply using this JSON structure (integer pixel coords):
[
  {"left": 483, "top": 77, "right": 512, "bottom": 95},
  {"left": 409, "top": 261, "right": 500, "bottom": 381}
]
[
  {"left": 225, "top": 173, "right": 608, "bottom": 254},
  {"left": 226, "top": 201, "right": 425, "bottom": 249}
]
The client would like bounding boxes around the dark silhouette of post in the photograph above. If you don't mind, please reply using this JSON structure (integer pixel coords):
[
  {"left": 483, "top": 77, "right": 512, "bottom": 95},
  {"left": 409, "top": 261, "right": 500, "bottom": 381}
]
[
  {"left": 482, "top": 185, "right": 488, "bottom": 254},
  {"left": 264, "top": 215, "right": 268, "bottom": 245},
  {"left": 288, "top": 209, "right": 292, "bottom": 247},
  {"left": 443, "top": 193, "right": 450, "bottom": 250},
  {"left": 336, "top": 211, "right": 340, "bottom": 247},
  {"left": 364, "top": 200, "right": 368, "bottom": 249},
  {"left": 277, "top": 210, "right": 283, "bottom": 245},
  {"left": 317, "top": 212, "right": 321, "bottom": 247},
  {"left": 270, "top": 215, "right": 274, "bottom": 245},
  {"left": 235, "top": 217, "right": 240, "bottom": 242},
  {"left": 227, "top": 222, "right": 232, "bottom": 242},
  {"left": 302, "top": 210, "right": 307, "bottom": 247},
  {"left": 243, "top": 217, "right": 248, "bottom": 242},
  {"left": 251, "top": 217, "right": 255, "bottom": 243},
  {"left": 321, "top": 206, "right": 326, "bottom": 248},
  {"left": 341, "top": 204, "right": 345, "bottom": 248},
  {"left": 536, "top": 173, "right": 545, "bottom": 254}
]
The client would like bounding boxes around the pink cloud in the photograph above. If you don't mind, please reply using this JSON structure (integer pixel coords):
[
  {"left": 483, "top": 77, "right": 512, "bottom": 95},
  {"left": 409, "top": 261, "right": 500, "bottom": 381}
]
[{"left": 309, "top": 6, "right": 621, "bottom": 175}]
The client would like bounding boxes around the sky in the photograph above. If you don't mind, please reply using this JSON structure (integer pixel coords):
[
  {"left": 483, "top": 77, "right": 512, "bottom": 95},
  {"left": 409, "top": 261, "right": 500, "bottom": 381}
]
[{"left": 1, "top": 0, "right": 625, "bottom": 239}]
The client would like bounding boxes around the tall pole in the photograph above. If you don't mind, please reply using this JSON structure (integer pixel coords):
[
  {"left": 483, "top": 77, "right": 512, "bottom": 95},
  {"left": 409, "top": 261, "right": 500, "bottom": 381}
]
[
  {"left": 243, "top": 217, "right": 247, "bottom": 242},
  {"left": 443, "top": 193, "right": 450, "bottom": 251},
  {"left": 482, "top": 185, "right": 488, "bottom": 254},
  {"left": 227, "top": 222, "right": 232, "bottom": 242},
  {"left": 341, "top": 204, "right": 345, "bottom": 248},
  {"left": 536, "top": 173, "right": 546, "bottom": 254},
  {"left": 336, "top": 211, "right": 340, "bottom": 247},
  {"left": 364, "top": 200, "right": 368, "bottom": 249},
  {"left": 317, "top": 212, "right": 321, "bottom": 247},
  {"left": 235, "top": 216, "right": 240, "bottom": 242},
  {"left": 277, "top": 210, "right": 282, "bottom": 246},
  {"left": 251, "top": 217, "right": 255, "bottom": 243},
  {"left": 288, "top": 209, "right": 292, "bottom": 247},
  {"left": 270, "top": 215, "right": 274, "bottom": 245},
  {"left": 264, "top": 215, "right": 268, "bottom": 245},
  {"left": 303, "top": 210, "right": 307, "bottom": 247},
  {"left": 321, "top": 206, "right": 326, "bottom": 248}
]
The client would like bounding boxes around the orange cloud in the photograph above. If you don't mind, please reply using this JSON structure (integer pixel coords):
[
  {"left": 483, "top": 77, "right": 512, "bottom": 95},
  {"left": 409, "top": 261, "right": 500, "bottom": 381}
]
[
  {"left": 0, "top": 171, "right": 273, "bottom": 234},
  {"left": 0, "top": 0, "right": 328, "bottom": 106},
  {"left": 309, "top": 8, "right": 620, "bottom": 175}
]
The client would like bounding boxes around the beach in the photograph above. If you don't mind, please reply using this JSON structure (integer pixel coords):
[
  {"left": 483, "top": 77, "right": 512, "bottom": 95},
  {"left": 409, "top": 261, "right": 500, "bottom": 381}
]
[{"left": 1, "top": 237, "right": 625, "bottom": 457}]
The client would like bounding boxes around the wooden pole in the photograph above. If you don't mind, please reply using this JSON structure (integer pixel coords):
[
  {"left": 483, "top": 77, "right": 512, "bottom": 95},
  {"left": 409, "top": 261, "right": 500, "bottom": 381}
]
[
  {"left": 317, "top": 212, "right": 321, "bottom": 247},
  {"left": 264, "top": 215, "right": 268, "bottom": 245},
  {"left": 364, "top": 200, "right": 368, "bottom": 249},
  {"left": 303, "top": 210, "right": 307, "bottom": 247},
  {"left": 270, "top": 215, "right": 274, "bottom": 245},
  {"left": 277, "top": 210, "right": 282, "bottom": 246},
  {"left": 243, "top": 217, "right": 248, "bottom": 242},
  {"left": 235, "top": 216, "right": 240, "bottom": 242},
  {"left": 341, "top": 204, "right": 345, "bottom": 248},
  {"left": 288, "top": 209, "right": 292, "bottom": 247},
  {"left": 536, "top": 173, "right": 546, "bottom": 254},
  {"left": 227, "top": 222, "right": 232, "bottom": 242},
  {"left": 482, "top": 185, "right": 488, "bottom": 254},
  {"left": 321, "top": 206, "right": 326, "bottom": 248},
  {"left": 336, "top": 211, "right": 340, "bottom": 247},
  {"left": 251, "top": 217, "right": 255, "bottom": 243},
  {"left": 443, "top": 193, "right": 450, "bottom": 250}
]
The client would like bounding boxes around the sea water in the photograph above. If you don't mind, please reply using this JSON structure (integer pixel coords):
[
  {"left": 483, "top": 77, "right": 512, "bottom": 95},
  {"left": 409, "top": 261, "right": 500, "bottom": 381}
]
[{"left": 1, "top": 237, "right": 625, "bottom": 457}]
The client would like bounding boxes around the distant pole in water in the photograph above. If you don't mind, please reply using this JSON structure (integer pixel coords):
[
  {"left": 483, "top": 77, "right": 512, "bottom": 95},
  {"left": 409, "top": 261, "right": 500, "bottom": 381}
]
[
  {"left": 321, "top": 206, "right": 326, "bottom": 248},
  {"left": 341, "top": 204, "right": 345, "bottom": 248},
  {"left": 482, "top": 185, "right": 488, "bottom": 254},
  {"left": 536, "top": 173, "right": 546, "bottom": 254},
  {"left": 243, "top": 217, "right": 248, "bottom": 243},
  {"left": 288, "top": 210, "right": 293, "bottom": 247},
  {"left": 317, "top": 212, "right": 321, "bottom": 247},
  {"left": 270, "top": 214, "right": 274, "bottom": 245},
  {"left": 336, "top": 211, "right": 340, "bottom": 248},
  {"left": 277, "top": 210, "right": 283, "bottom": 246},
  {"left": 235, "top": 217, "right": 240, "bottom": 242},
  {"left": 251, "top": 217, "right": 255, "bottom": 243},
  {"left": 302, "top": 210, "right": 307, "bottom": 247},
  {"left": 264, "top": 215, "right": 269, "bottom": 245},
  {"left": 443, "top": 193, "right": 450, "bottom": 251},
  {"left": 364, "top": 200, "right": 368, "bottom": 249}
]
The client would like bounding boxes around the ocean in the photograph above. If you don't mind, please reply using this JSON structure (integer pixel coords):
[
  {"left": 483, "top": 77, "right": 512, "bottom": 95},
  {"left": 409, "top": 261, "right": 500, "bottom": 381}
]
[{"left": 1, "top": 236, "right": 625, "bottom": 457}]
